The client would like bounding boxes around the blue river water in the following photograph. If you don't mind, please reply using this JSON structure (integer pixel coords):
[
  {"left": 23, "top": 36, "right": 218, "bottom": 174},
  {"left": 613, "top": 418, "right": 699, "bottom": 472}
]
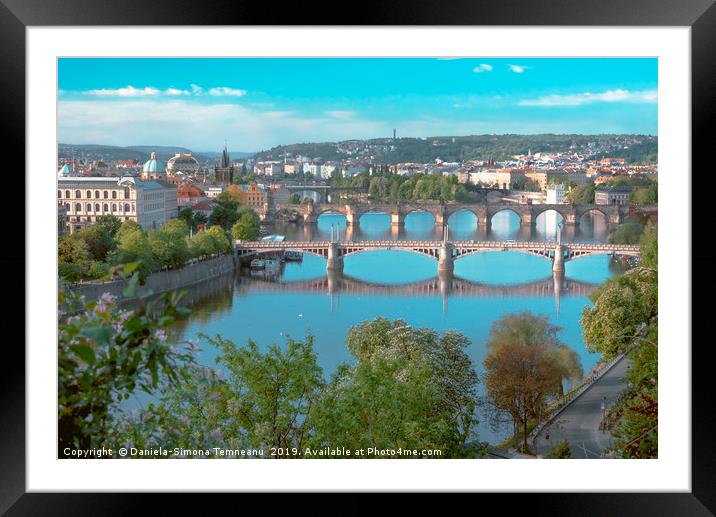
[{"left": 169, "top": 209, "right": 623, "bottom": 443}]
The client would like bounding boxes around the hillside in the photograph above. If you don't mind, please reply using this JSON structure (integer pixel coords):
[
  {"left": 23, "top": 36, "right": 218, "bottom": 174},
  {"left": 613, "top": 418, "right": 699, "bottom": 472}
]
[
  {"left": 58, "top": 144, "right": 220, "bottom": 165},
  {"left": 254, "top": 134, "right": 658, "bottom": 164}
]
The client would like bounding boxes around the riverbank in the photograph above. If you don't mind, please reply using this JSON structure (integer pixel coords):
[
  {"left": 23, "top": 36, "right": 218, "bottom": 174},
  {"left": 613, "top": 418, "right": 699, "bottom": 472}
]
[{"left": 65, "top": 254, "right": 236, "bottom": 306}]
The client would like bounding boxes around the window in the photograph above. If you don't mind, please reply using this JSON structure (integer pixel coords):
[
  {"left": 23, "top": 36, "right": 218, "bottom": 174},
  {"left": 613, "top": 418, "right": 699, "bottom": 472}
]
[
  {"left": 75, "top": 190, "right": 81, "bottom": 198},
  {"left": 75, "top": 203, "right": 81, "bottom": 212},
  {"left": 95, "top": 190, "right": 100, "bottom": 198},
  {"left": 86, "top": 190, "right": 92, "bottom": 198},
  {"left": 66, "top": 190, "right": 71, "bottom": 198},
  {"left": 104, "top": 191, "right": 109, "bottom": 199},
  {"left": 95, "top": 203, "right": 100, "bottom": 212},
  {"left": 112, "top": 203, "right": 117, "bottom": 212},
  {"left": 103, "top": 204, "right": 109, "bottom": 212},
  {"left": 124, "top": 203, "right": 130, "bottom": 213},
  {"left": 124, "top": 187, "right": 130, "bottom": 199},
  {"left": 86, "top": 203, "right": 92, "bottom": 212},
  {"left": 112, "top": 191, "right": 117, "bottom": 199},
  {"left": 58, "top": 190, "right": 62, "bottom": 198}
]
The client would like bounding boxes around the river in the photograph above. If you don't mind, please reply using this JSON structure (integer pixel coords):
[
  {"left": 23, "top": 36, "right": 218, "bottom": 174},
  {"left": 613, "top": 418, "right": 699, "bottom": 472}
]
[{"left": 168, "top": 209, "right": 625, "bottom": 443}]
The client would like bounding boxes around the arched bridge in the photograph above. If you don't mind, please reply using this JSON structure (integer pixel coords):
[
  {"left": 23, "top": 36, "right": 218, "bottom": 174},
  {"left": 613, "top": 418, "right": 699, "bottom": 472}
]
[
  {"left": 271, "top": 201, "right": 642, "bottom": 227},
  {"left": 235, "top": 239, "right": 641, "bottom": 273}
]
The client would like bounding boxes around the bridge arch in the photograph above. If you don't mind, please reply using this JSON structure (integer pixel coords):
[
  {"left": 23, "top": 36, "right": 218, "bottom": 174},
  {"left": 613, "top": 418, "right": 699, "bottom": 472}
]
[
  {"left": 316, "top": 206, "right": 347, "bottom": 217},
  {"left": 488, "top": 207, "right": 523, "bottom": 225},
  {"left": 446, "top": 207, "right": 480, "bottom": 225},
  {"left": 531, "top": 204, "right": 569, "bottom": 221}
]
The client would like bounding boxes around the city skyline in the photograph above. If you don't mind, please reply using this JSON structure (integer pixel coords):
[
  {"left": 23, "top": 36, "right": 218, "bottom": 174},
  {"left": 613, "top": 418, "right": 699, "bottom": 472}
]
[{"left": 58, "top": 58, "right": 658, "bottom": 152}]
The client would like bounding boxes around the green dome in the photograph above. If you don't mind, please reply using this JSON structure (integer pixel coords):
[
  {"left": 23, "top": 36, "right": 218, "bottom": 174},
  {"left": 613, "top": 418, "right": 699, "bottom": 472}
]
[
  {"left": 143, "top": 151, "right": 166, "bottom": 173},
  {"left": 57, "top": 164, "right": 73, "bottom": 176}
]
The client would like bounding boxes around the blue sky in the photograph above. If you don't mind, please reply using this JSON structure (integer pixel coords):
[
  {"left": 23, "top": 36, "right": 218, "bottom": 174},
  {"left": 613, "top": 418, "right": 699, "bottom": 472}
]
[{"left": 58, "top": 58, "right": 657, "bottom": 152}]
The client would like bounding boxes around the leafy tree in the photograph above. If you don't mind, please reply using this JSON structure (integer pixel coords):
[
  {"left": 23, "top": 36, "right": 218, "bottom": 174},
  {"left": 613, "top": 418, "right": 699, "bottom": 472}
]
[
  {"left": 287, "top": 193, "right": 301, "bottom": 204},
  {"left": 214, "top": 192, "right": 238, "bottom": 210},
  {"left": 178, "top": 207, "right": 194, "bottom": 229},
  {"left": 483, "top": 311, "right": 582, "bottom": 452},
  {"left": 162, "top": 218, "right": 190, "bottom": 239},
  {"left": 580, "top": 267, "right": 657, "bottom": 359},
  {"left": 640, "top": 222, "right": 657, "bottom": 269},
  {"left": 95, "top": 214, "right": 122, "bottom": 238},
  {"left": 110, "top": 224, "right": 156, "bottom": 281},
  {"left": 630, "top": 183, "right": 658, "bottom": 205},
  {"left": 208, "top": 205, "right": 240, "bottom": 231},
  {"left": 207, "top": 225, "right": 232, "bottom": 253},
  {"left": 566, "top": 183, "right": 595, "bottom": 204},
  {"left": 609, "top": 219, "right": 644, "bottom": 244},
  {"left": 58, "top": 233, "right": 93, "bottom": 276},
  {"left": 147, "top": 229, "right": 190, "bottom": 270},
  {"left": 544, "top": 440, "right": 572, "bottom": 458},
  {"left": 193, "top": 212, "right": 208, "bottom": 229},
  {"left": 77, "top": 225, "right": 115, "bottom": 262},
  {"left": 58, "top": 267, "right": 193, "bottom": 454},
  {"left": 188, "top": 230, "right": 217, "bottom": 258},
  {"left": 231, "top": 212, "right": 260, "bottom": 241}
]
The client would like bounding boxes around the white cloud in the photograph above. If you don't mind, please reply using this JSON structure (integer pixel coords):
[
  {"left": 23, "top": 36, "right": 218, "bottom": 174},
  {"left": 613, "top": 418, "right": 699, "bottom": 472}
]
[
  {"left": 190, "top": 84, "right": 203, "bottom": 95},
  {"left": 325, "top": 110, "right": 355, "bottom": 120},
  {"left": 508, "top": 64, "right": 528, "bottom": 73},
  {"left": 519, "top": 89, "right": 658, "bottom": 107},
  {"left": 164, "top": 88, "right": 191, "bottom": 96},
  {"left": 85, "top": 86, "right": 161, "bottom": 97},
  {"left": 472, "top": 64, "right": 493, "bottom": 73},
  {"left": 207, "top": 87, "right": 247, "bottom": 97}
]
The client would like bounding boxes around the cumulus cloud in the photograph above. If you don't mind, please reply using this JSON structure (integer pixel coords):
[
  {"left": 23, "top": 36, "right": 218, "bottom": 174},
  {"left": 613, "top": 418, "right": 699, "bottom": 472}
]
[
  {"left": 472, "top": 64, "right": 493, "bottom": 73},
  {"left": 508, "top": 64, "right": 528, "bottom": 73},
  {"left": 82, "top": 84, "right": 248, "bottom": 98},
  {"left": 207, "top": 87, "right": 247, "bottom": 97},
  {"left": 85, "top": 86, "right": 161, "bottom": 97},
  {"left": 518, "top": 89, "right": 658, "bottom": 107}
]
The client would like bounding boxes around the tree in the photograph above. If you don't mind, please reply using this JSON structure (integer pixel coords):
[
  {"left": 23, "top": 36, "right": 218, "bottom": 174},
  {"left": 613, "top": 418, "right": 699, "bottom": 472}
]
[
  {"left": 630, "top": 183, "right": 658, "bottom": 205},
  {"left": 566, "top": 183, "right": 595, "bottom": 204},
  {"left": 58, "top": 233, "right": 93, "bottom": 275},
  {"left": 110, "top": 224, "right": 156, "bottom": 280},
  {"left": 207, "top": 225, "right": 231, "bottom": 253},
  {"left": 231, "top": 212, "right": 260, "bottom": 241},
  {"left": 580, "top": 267, "right": 657, "bottom": 359},
  {"left": 58, "top": 269, "right": 193, "bottom": 454},
  {"left": 485, "top": 312, "right": 582, "bottom": 397},
  {"left": 484, "top": 343, "right": 560, "bottom": 453},
  {"left": 483, "top": 311, "right": 582, "bottom": 452},
  {"left": 147, "top": 229, "right": 190, "bottom": 270},
  {"left": 208, "top": 205, "right": 240, "bottom": 231},
  {"left": 162, "top": 218, "right": 190, "bottom": 239},
  {"left": 309, "top": 318, "right": 482, "bottom": 457},
  {"left": 640, "top": 221, "right": 657, "bottom": 269},
  {"left": 77, "top": 226, "right": 115, "bottom": 263},
  {"left": 95, "top": 214, "right": 122, "bottom": 238},
  {"left": 609, "top": 219, "right": 644, "bottom": 245},
  {"left": 214, "top": 192, "right": 238, "bottom": 210},
  {"left": 178, "top": 207, "right": 194, "bottom": 229},
  {"left": 188, "top": 230, "right": 216, "bottom": 258},
  {"left": 287, "top": 193, "right": 301, "bottom": 204}
]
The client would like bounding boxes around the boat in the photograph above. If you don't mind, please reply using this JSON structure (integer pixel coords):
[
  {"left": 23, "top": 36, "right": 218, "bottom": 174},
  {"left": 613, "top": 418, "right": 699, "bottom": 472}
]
[
  {"left": 250, "top": 258, "right": 266, "bottom": 270},
  {"left": 284, "top": 250, "right": 303, "bottom": 262}
]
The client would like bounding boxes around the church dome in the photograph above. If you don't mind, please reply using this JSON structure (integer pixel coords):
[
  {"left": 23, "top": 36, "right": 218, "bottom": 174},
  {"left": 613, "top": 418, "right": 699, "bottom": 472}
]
[
  {"left": 143, "top": 151, "right": 166, "bottom": 174},
  {"left": 57, "top": 164, "right": 73, "bottom": 176}
]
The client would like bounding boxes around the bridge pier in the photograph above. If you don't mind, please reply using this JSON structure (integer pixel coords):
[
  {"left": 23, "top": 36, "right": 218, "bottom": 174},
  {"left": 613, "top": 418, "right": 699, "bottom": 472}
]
[
  {"left": 391, "top": 211, "right": 404, "bottom": 226},
  {"left": 552, "top": 243, "right": 565, "bottom": 274},
  {"left": 438, "top": 242, "right": 454, "bottom": 273},
  {"left": 326, "top": 242, "right": 343, "bottom": 272}
]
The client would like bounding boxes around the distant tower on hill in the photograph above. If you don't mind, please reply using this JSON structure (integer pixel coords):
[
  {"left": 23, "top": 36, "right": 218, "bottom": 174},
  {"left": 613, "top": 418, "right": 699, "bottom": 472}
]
[
  {"left": 215, "top": 144, "right": 234, "bottom": 185},
  {"left": 393, "top": 128, "right": 396, "bottom": 140}
]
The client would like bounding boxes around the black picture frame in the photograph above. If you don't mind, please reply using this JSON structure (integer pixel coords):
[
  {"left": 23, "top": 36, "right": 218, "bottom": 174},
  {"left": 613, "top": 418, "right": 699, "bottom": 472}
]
[{"left": 3, "top": 0, "right": 713, "bottom": 513}]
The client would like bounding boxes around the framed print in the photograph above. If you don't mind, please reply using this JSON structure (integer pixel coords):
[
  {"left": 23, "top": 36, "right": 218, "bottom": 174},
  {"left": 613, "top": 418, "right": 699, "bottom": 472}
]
[{"left": 3, "top": 0, "right": 714, "bottom": 513}]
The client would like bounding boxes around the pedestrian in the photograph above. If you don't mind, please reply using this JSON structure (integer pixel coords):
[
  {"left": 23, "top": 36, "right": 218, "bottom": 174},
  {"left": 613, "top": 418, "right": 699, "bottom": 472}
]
[
  {"left": 600, "top": 396, "right": 607, "bottom": 417},
  {"left": 545, "top": 429, "right": 550, "bottom": 441}
]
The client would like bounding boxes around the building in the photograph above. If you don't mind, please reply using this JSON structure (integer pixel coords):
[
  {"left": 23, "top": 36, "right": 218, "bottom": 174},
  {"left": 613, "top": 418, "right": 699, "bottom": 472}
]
[
  {"left": 469, "top": 169, "right": 524, "bottom": 190},
  {"left": 595, "top": 185, "right": 633, "bottom": 205},
  {"left": 58, "top": 204, "right": 68, "bottom": 235},
  {"left": 546, "top": 183, "right": 566, "bottom": 204},
  {"left": 167, "top": 153, "right": 200, "bottom": 176},
  {"left": 228, "top": 183, "right": 268, "bottom": 209},
  {"left": 57, "top": 164, "right": 74, "bottom": 178},
  {"left": 57, "top": 175, "right": 178, "bottom": 233},
  {"left": 139, "top": 151, "right": 167, "bottom": 181},
  {"left": 205, "top": 186, "right": 226, "bottom": 199},
  {"left": 214, "top": 146, "right": 234, "bottom": 185},
  {"left": 176, "top": 183, "right": 207, "bottom": 208}
]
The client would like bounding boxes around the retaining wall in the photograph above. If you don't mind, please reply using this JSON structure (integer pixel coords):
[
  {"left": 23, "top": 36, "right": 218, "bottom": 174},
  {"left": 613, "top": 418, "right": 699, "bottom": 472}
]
[{"left": 67, "top": 254, "right": 236, "bottom": 303}]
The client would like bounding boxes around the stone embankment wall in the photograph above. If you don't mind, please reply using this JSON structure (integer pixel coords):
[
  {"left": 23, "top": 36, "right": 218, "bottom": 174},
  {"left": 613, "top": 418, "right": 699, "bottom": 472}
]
[{"left": 67, "top": 255, "right": 236, "bottom": 304}]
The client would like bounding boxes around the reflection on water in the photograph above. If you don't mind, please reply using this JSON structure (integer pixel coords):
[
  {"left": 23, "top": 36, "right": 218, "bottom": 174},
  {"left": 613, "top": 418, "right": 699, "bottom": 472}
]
[
  {"left": 165, "top": 206, "right": 620, "bottom": 444},
  {"left": 273, "top": 209, "right": 610, "bottom": 243}
]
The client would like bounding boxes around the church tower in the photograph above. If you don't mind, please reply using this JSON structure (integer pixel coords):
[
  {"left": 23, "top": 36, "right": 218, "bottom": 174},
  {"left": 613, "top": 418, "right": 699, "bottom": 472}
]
[{"left": 215, "top": 144, "right": 234, "bottom": 185}]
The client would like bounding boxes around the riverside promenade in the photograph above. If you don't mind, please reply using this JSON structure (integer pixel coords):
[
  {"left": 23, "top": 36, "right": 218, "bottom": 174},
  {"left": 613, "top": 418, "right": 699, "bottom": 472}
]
[{"left": 532, "top": 355, "right": 630, "bottom": 458}]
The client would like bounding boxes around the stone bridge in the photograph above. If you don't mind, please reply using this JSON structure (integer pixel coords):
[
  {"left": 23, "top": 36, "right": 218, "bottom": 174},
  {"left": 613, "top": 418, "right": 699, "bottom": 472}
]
[
  {"left": 271, "top": 201, "right": 640, "bottom": 227},
  {"left": 235, "top": 239, "right": 641, "bottom": 273}
]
